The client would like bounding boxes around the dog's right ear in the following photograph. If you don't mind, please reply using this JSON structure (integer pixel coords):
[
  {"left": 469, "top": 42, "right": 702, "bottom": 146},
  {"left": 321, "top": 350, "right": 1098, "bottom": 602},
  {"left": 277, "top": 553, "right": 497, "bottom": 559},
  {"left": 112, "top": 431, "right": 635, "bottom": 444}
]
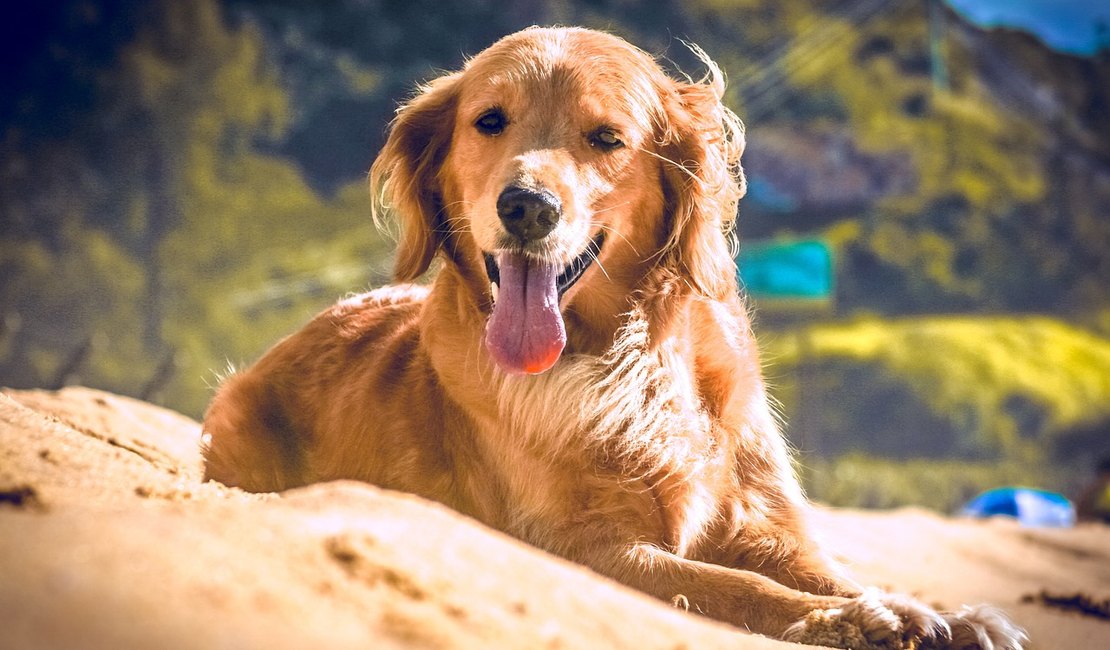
[{"left": 370, "top": 72, "right": 461, "bottom": 282}]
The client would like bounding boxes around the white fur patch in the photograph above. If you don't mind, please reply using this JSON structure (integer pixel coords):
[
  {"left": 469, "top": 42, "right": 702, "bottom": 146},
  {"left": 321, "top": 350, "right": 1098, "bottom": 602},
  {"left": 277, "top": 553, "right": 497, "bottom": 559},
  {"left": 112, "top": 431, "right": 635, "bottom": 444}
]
[
  {"left": 494, "top": 307, "right": 714, "bottom": 482},
  {"left": 945, "top": 605, "right": 1028, "bottom": 650}
]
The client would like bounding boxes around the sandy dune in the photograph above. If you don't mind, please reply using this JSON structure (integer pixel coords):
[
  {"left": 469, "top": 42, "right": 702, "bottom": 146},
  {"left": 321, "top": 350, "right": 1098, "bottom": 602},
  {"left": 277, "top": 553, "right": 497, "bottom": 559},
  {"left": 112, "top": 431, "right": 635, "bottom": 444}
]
[{"left": 1, "top": 387, "right": 1107, "bottom": 649}]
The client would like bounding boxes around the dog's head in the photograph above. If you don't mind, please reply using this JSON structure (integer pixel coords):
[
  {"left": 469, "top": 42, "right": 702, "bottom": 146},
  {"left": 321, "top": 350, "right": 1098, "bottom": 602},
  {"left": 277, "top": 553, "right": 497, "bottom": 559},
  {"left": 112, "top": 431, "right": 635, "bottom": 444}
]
[{"left": 371, "top": 27, "right": 745, "bottom": 375}]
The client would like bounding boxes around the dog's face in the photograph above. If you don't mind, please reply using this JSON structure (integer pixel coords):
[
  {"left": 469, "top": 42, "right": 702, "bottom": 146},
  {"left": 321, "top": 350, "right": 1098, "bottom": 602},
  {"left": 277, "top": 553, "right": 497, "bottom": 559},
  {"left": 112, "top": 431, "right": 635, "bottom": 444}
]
[
  {"left": 443, "top": 31, "right": 670, "bottom": 375},
  {"left": 371, "top": 27, "right": 745, "bottom": 375}
]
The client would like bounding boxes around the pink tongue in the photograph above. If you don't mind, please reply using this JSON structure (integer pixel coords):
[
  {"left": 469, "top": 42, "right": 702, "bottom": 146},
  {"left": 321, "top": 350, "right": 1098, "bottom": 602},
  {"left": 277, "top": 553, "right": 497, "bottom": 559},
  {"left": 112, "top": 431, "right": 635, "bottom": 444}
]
[{"left": 485, "top": 252, "right": 566, "bottom": 374}]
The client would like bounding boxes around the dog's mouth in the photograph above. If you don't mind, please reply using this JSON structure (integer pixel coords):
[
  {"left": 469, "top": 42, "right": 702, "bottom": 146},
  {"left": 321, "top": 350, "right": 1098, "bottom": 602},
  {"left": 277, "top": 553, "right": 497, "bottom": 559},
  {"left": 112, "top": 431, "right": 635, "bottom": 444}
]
[
  {"left": 482, "top": 232, "right": 605, "bottom": 375},
  {"left": 482, "top": 232, "right": 605, "bottom": 303}
]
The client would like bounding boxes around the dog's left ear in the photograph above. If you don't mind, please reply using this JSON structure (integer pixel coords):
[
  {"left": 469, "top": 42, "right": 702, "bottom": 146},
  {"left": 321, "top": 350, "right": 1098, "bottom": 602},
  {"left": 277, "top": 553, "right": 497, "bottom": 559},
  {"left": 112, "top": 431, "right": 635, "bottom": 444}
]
[
  {"left": 657, "top": 61, "right": 746, "bottom": 301},
  {"left": 370, "top": 72, "right": 461, "bottom": 282}
]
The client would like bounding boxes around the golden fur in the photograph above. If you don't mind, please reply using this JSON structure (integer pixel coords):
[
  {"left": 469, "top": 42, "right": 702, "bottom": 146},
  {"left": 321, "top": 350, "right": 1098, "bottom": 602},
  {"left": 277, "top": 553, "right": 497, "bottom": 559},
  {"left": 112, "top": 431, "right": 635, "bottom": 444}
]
[{"left": 203, "top": 27, "right": 1025, "bottom": 648}]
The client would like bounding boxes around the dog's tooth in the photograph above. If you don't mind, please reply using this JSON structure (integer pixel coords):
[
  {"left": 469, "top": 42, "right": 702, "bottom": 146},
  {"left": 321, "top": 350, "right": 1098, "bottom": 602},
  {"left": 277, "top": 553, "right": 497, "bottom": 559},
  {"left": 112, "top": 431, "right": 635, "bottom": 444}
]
[{"left": 490, "top": 282, "right": 499, "bottom": 303}]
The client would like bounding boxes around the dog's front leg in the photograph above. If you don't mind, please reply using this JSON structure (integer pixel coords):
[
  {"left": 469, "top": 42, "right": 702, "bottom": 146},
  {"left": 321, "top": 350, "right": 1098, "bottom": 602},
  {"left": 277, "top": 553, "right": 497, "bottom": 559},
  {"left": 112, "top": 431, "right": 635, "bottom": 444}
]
[
  {"left": 616, "top": 543, "right": 837, "bottom": 636},
  {"left": 599, "top": 543, "right": 955, "bottom": 648}
]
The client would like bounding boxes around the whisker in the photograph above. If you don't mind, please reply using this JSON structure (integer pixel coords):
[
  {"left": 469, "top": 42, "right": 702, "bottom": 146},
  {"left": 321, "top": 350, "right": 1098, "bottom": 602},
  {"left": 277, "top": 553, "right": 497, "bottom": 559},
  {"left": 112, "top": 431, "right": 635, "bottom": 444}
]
[
  {"left": 437, "top": 211, "right": 476, "bottom": 235},
  {"left": 584, "top": 201, "right": 638, "bottom": 253},
  {"left": 441, "top": 199, "right": 474, "bottom": 212},
  {"left": 592, "top": 222, "right": 640, "bottom": 257},
  {"left": 590, "top": 201, "right": 630, "bottom": 216},
  {"left": 592, "top": 252, "right": 613, "bottom": 282},
  {"left": 642, "top": 149, "right": 703, "bottom": 187}
]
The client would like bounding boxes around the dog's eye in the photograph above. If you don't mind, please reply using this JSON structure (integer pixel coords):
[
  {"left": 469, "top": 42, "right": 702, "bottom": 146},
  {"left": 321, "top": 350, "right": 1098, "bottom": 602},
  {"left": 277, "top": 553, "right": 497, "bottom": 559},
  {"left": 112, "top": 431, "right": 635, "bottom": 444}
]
[
  {"left": 589, "top": 128, "right": 624, "bottom": 151},
  {"left": 475, "top": 109, "right": 507, "bottom": 136}
]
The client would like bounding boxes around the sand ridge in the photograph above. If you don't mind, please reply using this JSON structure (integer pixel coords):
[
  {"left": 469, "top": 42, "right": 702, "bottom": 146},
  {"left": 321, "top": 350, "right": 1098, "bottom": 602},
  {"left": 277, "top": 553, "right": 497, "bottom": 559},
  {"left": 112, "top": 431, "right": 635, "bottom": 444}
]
[{"left": 1, "top": 387, "right": 1107, "bottom": 649}]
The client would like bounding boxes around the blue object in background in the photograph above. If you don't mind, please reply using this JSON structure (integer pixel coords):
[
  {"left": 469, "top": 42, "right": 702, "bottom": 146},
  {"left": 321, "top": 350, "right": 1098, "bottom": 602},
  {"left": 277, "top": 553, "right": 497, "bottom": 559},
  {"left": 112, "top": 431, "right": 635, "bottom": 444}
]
[
  {"left": 961, "top": 487, "right": 1076, "bottom": 527},
  {"left": 746, "top": 176, "right": 799, "bottom": 214},
  {"left": 737, "top": 239, "right": 834, "bottom": 302}
]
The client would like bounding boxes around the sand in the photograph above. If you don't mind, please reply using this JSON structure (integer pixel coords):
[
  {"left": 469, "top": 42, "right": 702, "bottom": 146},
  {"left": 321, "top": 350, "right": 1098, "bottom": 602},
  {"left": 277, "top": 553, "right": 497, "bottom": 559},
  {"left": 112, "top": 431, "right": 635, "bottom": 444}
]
[{"left": 1, "top": 387, "right": 1107, "bottom": 650}]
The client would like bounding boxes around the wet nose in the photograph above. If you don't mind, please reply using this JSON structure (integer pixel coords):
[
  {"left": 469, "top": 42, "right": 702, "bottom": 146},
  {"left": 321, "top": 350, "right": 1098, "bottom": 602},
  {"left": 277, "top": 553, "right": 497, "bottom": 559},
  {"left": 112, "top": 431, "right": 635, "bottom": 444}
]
[{"left": 496, "top": 186, "right": 561, "bottom": 242}]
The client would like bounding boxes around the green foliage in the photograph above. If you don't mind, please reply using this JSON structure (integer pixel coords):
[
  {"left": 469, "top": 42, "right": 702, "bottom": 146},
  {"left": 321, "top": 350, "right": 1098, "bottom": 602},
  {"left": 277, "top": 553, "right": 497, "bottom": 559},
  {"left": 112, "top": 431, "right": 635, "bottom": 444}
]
[
  {"left": 799, "top": 453, "right": 1071, "bottom": 512},
  {"left": 162, "top": 171, "right": 390, "bottom": 416},
  {"left": 765, "top": 316, "right": 1110, "bottom": 464},
  {"left": 1, "top": 0, "right": 391, "bottom": 417},
  {"left": 774, "top": 316, "right": 1110, "bottom": 511},
  {"left": 734, "top": 2, "right": 1107, "bottom": 315},
  {"left": 135, "top": 1, "right": 395, "bottom": 415},
  {"left": 0, "top": 221, "right": 150, "bottom": 393}
]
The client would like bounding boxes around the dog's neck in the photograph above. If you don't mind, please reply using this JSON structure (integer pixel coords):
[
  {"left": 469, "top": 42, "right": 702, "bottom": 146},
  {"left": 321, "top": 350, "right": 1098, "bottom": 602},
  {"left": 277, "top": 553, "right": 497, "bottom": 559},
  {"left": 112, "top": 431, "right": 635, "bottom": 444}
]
[
  {"left": 423, "top": 264, "right": 718, "bottom": 473},
  {"left": 420, "top": 266, "right": 799, "bottom": 555},
  {"left": 421, "top": 258, "right": 754, "bottom": 465}
]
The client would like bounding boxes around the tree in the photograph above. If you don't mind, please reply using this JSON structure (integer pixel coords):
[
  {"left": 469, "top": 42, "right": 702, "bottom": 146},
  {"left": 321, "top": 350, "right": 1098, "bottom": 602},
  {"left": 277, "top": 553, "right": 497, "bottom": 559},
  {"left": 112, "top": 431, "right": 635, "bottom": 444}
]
[{"left": 1, "top": 0, "right": 391, "bottom": 416}]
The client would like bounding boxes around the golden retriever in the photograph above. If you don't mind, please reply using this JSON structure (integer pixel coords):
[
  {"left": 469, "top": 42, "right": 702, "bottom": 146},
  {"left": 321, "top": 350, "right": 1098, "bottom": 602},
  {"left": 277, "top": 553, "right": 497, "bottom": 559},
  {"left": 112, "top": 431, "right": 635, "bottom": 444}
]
[{"left": 203, "top": 27, "right": 1025, "bottom": 649}]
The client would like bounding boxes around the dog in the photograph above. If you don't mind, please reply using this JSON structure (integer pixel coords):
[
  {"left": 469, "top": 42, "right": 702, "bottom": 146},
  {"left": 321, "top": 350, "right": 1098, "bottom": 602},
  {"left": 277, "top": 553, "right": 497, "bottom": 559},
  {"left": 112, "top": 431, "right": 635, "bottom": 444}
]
[{"left": 202, "top": 27, "right": 1026, "bottom": 649}]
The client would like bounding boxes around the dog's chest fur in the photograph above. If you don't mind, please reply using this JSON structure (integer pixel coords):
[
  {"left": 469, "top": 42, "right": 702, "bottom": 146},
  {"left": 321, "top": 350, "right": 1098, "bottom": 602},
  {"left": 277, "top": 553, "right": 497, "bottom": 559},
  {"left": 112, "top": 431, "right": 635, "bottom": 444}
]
[{"left": 451, "top": 314, "right": 730, "bottom": 558}]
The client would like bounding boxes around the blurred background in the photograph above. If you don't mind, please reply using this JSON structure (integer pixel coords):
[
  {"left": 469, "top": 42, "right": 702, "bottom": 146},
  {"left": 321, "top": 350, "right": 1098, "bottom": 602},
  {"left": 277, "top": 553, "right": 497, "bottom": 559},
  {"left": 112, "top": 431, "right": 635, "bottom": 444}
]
[{"left": 2, "top": 0, "right": 1108, "bottom": 513}]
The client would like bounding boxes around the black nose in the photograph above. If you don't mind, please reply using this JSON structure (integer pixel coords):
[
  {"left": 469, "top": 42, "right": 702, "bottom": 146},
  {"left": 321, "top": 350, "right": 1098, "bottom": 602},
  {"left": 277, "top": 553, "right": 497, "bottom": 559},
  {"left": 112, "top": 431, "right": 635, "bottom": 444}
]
[{"left": 496, "top": 186, "right": 561, "bottom": 242}]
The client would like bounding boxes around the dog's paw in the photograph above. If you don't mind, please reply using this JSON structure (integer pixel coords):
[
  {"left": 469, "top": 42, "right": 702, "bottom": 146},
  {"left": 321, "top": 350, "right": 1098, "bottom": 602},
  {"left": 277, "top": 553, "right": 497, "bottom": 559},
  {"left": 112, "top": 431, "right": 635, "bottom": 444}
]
[
  {"left": 783, "top": 589, "right": 949, "bottom": 650},
  {"left": 873, "top": 590, "right": 952, "bottom": 646},
  {"left": 938, "top": 605, "right": 1027, "bottom": 650}
]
